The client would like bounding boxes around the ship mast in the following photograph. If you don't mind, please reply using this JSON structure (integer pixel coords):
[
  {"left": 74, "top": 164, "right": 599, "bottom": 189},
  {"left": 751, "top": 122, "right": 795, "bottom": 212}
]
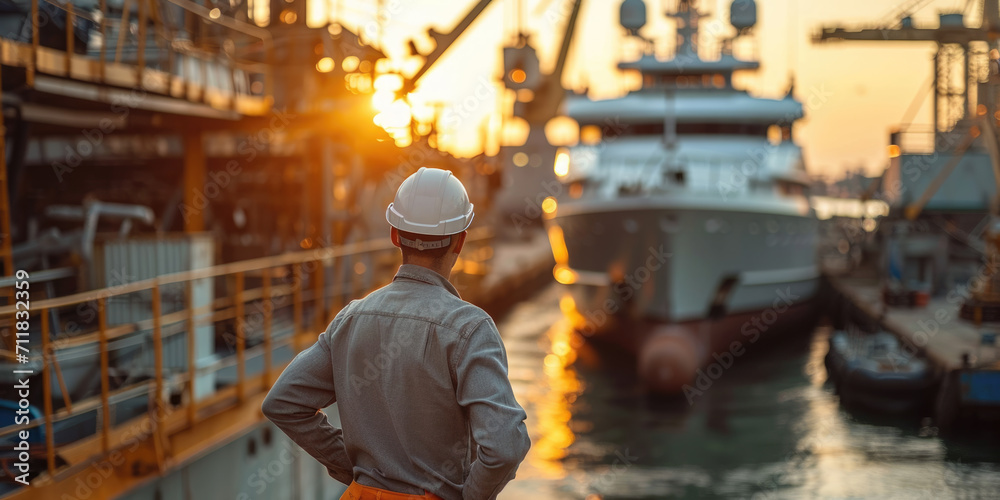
[{"left": 670, "top": 0, "right": 701, "bottom": 57}]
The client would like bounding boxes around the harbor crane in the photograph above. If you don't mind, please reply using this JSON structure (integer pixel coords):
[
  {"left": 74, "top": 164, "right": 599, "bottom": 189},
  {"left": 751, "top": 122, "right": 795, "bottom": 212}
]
[{"left": 819, "top": 0, "right": 1000, "bottom": 337}]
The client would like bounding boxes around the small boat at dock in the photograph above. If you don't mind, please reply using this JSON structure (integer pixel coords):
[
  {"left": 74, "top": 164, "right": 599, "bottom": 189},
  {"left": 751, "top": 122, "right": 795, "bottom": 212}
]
[{"left": 825, "top": 330, "right": 938, "bottom": 414}]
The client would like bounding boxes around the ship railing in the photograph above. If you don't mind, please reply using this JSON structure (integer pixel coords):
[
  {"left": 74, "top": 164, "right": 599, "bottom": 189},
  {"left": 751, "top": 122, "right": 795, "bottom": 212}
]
[
  {"left": 0, "top": 228, "right": 493, "bottom": 491},
  {"left": 891, "top": 123, "right": 988, "bottom": 155},
  {"left": 0, "top": 0, "right": 274, "bottom": 115},
  {"left": 595, "top": 150, "right": 788, "bottom": 194},
  {"left": 892, "top": 125, "right": 938, "bottom": 155}
]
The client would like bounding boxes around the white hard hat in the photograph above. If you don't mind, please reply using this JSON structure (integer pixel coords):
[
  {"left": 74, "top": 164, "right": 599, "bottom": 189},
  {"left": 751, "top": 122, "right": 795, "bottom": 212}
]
[{"left": 386, "top": 167, "right": 474, "bottom": 249}]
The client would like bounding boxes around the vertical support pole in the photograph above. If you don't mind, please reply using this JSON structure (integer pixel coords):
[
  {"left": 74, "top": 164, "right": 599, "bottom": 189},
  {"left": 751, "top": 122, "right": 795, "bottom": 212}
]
[
  {"left": 933, "top": 49, "right": 940, "bottom": 134},
  {"left": 0, "top": 67, "right": 12, "bottom": 318},
  {"left": 29, "top": 0, "right": 38, "bottom": 86},
  {"left": 65, "top": 2, "right": 74, "bottom": 76},
  {"left": 293, "top": 264, "right": 302, "bottom": 350},
  {"left": 99, "top": 0, "right": 106, "bottom": 82},
  {"left": 185, "top": 280, "right": 196, "bottom": 426},
  {"left": 199, "top": 0, "right": 208, "bottom": 46},
  {"left": 136, "top": 0, "right": 147, "bottom": 87},
  {"left": 115, "top": 0, "right": 133, "bottom": 64},
  {"left": 663, "top": 86, "right": 676, "bottom": 150},
  {"left": 168, "top": 38, "right": 176, "bottom": 96},
  {"left": 265, "top": 43, "right": 274, "bottom": 101},
  {"left": 962, "top": 43, "right": 969, "bottom": 121},
  {"left": 262, "top": 267, "right": 273, "bottom": 385},
  {"left": 313, "top": 259, "right": 324, "bottom": 332},
  {"left": 330, "top": 255, "right": 343, "bottom": 321},
  {"left": 234, "top": 271, "right": 246, "bottom": 401},
  {"left": 97, "top": 297, "right": 110, "bottom": 452},
  {"left": 41, "top": 310, "right": 56, "bottom": 475},
  {"left": 350, "top": 259, "right": 361, "bottom": 298},
  {"left": 181, "top": 5, "right": 190, "bottom": 99},
  {"left": 147, "top": 0, "right": 166, "bottom": 73},
  {"left": 229, "top": 63, "right": 238, "bottom": 110},
  {"left": 182, "top": 132, "right": 206, "bottom": 233},
  {"left": 152, "top": 283, "right": 165, "bottom": 447},
  {"left": 200, "top": 57, "right": 209, "bottom": 103},
  {"left": 321, "top": 142, "right": 334, "bottom": 246},
  {"left": 50, "top": 344, "right": 73, "bottom": 412}
]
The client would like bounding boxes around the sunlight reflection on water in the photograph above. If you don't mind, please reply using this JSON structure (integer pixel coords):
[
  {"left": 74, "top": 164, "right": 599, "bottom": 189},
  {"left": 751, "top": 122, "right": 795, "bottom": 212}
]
[{"left": 498, "top": 284, "right": 1000, "bottom": 500}]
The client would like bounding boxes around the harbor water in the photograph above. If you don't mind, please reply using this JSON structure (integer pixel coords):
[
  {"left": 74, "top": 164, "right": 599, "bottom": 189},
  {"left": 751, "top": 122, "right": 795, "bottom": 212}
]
[{"left": 499, "top": 284, "right": 1000, "bottom": 500}]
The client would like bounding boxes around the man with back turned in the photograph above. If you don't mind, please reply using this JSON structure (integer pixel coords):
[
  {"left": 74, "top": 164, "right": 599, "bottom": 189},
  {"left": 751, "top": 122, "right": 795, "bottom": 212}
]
[{"left": 263, "top": 167, "right": 530, "bottom": 500}]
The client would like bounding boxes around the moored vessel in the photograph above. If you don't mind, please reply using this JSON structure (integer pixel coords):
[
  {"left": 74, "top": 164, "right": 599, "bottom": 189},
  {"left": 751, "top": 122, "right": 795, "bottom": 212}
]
[{"left": 546, "top": 0, "right": 819, "bottom": 394}]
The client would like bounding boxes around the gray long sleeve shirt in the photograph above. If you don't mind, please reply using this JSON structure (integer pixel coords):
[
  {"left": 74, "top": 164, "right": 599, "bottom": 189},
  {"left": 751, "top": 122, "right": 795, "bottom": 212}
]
[{"left": 262, "top": 264, "right": 530, "bottom": 500}]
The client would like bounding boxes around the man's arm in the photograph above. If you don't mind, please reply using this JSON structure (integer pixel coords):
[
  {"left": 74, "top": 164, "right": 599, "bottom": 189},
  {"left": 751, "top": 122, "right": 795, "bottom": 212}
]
[
  {"left": 455, "top": 317, "right": 531, "bottom": 500},
  {"left": 261, "top": 325, "right": 353, "bottom": 485}
]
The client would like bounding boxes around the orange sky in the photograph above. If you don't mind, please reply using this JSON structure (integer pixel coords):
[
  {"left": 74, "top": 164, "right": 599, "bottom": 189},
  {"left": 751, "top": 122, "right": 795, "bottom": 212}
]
[{"left": 328, "top": 0, "right": 975, "bottom": 180}]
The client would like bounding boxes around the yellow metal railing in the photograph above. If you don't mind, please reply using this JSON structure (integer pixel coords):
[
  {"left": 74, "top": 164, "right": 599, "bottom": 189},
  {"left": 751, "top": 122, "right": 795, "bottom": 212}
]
[
  {"left": 13, "top": 0, "right": 274, "bottom": 112},
  {"left": 0, "top": 228, "right": 493, "bottom": 493}
]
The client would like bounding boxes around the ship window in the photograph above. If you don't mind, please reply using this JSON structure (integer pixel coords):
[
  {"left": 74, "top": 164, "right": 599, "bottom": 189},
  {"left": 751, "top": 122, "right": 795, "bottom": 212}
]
[
  {"left": 778, "top": 181, "right": 805, "bottom": 197},
  {"left": 768, "top": 124, "right": 782, "bottom": 145},
  {"left": 599, "top": 122, "right": 770, "bottom": 137},
  {"left": 581, "top": 125, "right": 602, "bottom": 145}
]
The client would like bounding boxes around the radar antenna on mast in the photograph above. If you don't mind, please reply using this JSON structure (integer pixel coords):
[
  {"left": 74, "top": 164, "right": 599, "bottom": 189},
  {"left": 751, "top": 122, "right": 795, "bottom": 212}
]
[
  {"left": 620, "top": 0, "right": 647, "bottom": 37},
  {"left": 730, "top": 0, "right": 757, "bottom": 35}
]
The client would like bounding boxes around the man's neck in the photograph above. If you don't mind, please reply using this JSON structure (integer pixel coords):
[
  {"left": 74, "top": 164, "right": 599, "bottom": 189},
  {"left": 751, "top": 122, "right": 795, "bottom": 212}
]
[{"left": 403, "top": 260, "right": 452, "bottom": 280}]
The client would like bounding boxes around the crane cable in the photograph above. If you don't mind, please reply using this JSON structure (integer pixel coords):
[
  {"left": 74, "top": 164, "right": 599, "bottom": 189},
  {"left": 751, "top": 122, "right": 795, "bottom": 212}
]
[{"left": 877, "top": 0, "right": 936, "bottom": 29}]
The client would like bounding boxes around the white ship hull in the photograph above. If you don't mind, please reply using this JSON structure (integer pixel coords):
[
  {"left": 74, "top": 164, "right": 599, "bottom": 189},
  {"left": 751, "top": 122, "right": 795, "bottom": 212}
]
[
  {"left": 548, "top": 192, "right": 820, "bottom": 393},
  {"left": 546, "top": 0, "right": 818, "bottom": 394}
]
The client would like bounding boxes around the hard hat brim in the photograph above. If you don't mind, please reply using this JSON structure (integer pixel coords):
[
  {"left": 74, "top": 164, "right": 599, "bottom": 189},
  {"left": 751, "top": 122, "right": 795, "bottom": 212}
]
[{"left": 386, "top": 203, "right": 475, "bottom": 236}]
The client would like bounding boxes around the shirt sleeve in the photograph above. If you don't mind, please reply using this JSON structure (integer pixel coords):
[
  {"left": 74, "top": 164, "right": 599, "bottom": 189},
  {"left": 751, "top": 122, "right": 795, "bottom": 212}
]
[
  {"left": 261, "top": 324, "right": 353, "bottom": 485},
  {"left": 454, "top": 317, "right": 531, "bottom": 500}
]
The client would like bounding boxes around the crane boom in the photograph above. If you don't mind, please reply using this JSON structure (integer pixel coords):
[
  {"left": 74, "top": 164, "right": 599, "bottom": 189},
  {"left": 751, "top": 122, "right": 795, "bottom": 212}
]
[
  {"left": 552, "top": 0, "right": 584, "bottom": 83},
  {"left": 518, "top": 0, "right": 584, "bottom": 124},
  {"left": 402, "top": 0, "right": 494, "bottom": 94}
]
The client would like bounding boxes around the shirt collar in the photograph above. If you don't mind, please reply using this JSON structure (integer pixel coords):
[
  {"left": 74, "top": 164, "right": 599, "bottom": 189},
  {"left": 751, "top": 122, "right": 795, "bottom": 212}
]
[{"left": 393, "top": 264, "right": 461, "bottom": 298}]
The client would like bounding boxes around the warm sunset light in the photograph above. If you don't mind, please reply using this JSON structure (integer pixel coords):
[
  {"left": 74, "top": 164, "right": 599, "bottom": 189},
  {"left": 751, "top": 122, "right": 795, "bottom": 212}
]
[
  {"left": 580, "top": 124, "right": 601, "bottom": 145},
  {"left": 315, "top": 57, "right": 335, "bottom": 73},
  {"left": 547, "top": 225, "right": 569, "bottom": 265},
  {"left": 542, "top": 196, "right": 558, "bottom": 215},
  {"left": 501, "top": 116, "right": 530, "bottom": 147},
  {"left": 513, "top": 151, "right": 529, "bottom": 167},
  {"left": 553, "top": 265, "right": 578, "bottom": 285},
  {"left": 553, "top": 148, "right": 570, "bottom": 178},
  {"left": 544, "top": 116, "right": 579, "bottom": 147},
  {"left": 342, "top": 55, "right": 360, "bottom": 72},
  {"left": 373, "top": 73, "right": 404, "bottom": 92},
  {"left": 373, "top": 99, "right": 411, "bottom": 129},
  {"left": 300, "top": 0, "right": 975, "bottom": 177},
  {"left": 371, "top": 89, "right": 395, "bottom": 112}
]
